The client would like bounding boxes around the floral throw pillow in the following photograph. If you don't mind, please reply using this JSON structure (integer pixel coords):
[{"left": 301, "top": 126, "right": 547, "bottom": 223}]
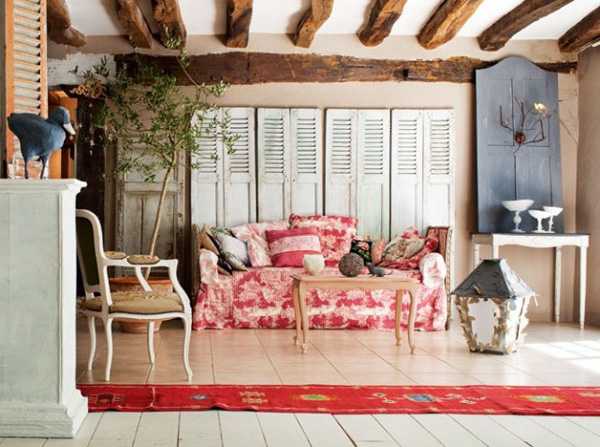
[
  {"left": 230, "top": 220, "right": 289, "bottom": 267},
  {"left": 289, "top": 214, "right": 358, "bottom": 266},
  {"left": 379, "top": 227, "right": 439, "bottom": 270}
]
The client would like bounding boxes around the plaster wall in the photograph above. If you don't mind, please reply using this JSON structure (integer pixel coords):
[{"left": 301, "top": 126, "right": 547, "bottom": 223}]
[
  {"left": 577, "top": 46, "right": 600, "bottom": 326},
  {"left": 49, "top": 34, "right": 580, "bottom": 323}
]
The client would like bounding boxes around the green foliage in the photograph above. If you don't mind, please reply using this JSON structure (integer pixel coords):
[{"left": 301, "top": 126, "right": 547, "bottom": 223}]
[{"left": 77, "top": 54, "right": 236, "bottom": 183}]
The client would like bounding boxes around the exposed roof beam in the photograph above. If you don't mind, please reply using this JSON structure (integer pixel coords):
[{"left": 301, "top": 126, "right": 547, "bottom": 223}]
[
  {"left": 47, "top": 0, "right": 86, "bottom": 47},
  {"left": 225, "top": 0, "right": 253, "bottom": 48},
  {"left": 116, "top": 0, "right": 154, "bottom": 49},
  {"left": 293, "top": 0, "right": 334, "bottom": 48},
  {"left": 358, "top": 0, "right": 407, "bottom": 47},
  {"left": 151, "top": 0, "right": 187, "bottom": 48},
  {"left": 418, "top": 0, "right": 484, "bottom": 49},
  {"left": 559, "top": 7, "right": 600, "bottom": 53},
  {"left": 478, "top": 0, "right": 575, "bottom": 51}
]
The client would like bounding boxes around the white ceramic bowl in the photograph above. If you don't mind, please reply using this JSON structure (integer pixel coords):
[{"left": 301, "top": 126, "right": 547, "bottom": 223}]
[
  {"left": 502, "top": 199, "right": 534, "bottom": 212},
  {"left": 528, "top": 210, "right": 551, "bottom": 219},
  {"left": 543, "top": 206, "right": 563, "bottom": 217},
  {"left": 303, "top": 254, "right": 325, "bottom": 276}
]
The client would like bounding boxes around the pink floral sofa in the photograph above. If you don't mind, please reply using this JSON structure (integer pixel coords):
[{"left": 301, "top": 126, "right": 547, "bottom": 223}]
[{"left": 191, "top": 224, "right": 453, "bottom": 332}]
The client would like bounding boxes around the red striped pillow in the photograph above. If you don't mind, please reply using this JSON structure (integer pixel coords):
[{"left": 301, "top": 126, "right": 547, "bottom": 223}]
[{"left": 265, "top": 228, "right": 322, "bottom": 267}]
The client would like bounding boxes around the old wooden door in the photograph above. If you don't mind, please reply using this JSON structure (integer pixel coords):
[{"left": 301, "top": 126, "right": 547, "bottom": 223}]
[{"left": 476, "top": 56, "right": 563, "bottom": 233}]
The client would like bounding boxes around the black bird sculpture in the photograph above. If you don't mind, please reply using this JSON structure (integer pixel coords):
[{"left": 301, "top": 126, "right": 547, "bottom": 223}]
[
  {"left": 367, "top": 263, "right": 388, "bottom": 277},
  {"left": 7, "top": 106, "right": 75, "bottom": 179}
]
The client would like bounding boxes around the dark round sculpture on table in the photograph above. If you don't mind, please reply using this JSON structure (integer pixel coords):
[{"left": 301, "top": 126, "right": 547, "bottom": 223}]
[{"left": 339, "top": 253, "right": 364, "bottom": 277}]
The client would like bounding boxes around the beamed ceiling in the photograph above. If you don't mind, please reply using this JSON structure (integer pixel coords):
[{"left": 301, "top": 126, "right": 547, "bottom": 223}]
[{"left": 49, "top": 0, "right": 600, "bottom": 53}]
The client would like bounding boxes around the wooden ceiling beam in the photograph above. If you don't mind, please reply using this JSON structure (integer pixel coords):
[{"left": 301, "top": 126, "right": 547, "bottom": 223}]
[
  {"left": 225, "top": 0, "right": 253, "bottom": 48},
  {"left": 151, "top": 0, "right": 187, "bottom": 48},
  {"left": 293, "top": 0, "right": 334, "bottom": 48},
  {"left": 47, "top": 0, "right": 86, "bottom": 47},
  {"left": 358, "top": 0, "right": 407, "bottom": 47},
  {"left": 117, "top": 52, "right": 576, "bottom": 85},
  {"left": 116, "top": 0, "right": 154, "bottom": 49},
  {"left": 559, "top": 7, "right": 600, "bottom": 53},
  {"left": 418, "top": 0, "right": 484, "bottom": 49},
  {"left": 478, "top": 0, "right": 575, "bottom": 51}
]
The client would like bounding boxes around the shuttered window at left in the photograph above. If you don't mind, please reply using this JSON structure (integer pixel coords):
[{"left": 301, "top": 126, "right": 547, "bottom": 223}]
[{"left": 4, "top": 0, "right": 48, "bottom": 178}]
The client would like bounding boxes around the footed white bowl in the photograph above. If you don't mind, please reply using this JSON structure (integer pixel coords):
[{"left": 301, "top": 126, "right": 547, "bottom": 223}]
[
  {"left": 502, "top": 199, "right": 534, "bottom": 212},
  {"left": 543, "top": 206, "right": 563, "bottom": 217}
]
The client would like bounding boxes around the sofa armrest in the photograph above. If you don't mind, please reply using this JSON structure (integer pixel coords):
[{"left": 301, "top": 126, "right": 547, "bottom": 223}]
[
  {"left": 199, "top": 249, "right": 220, "bottom": 287},
  {"left": 419, "top": 252, "right": 447, "bottom": 289}
]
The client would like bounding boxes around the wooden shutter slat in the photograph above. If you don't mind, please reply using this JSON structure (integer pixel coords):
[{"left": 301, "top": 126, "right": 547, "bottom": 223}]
[
  {"left": 391, "top": 109, "right": 423, "bottom": 235},
  {"left": 291, "top": 108, "right": 323, "bottom": 215},
  {"left": 258, "top": 108, "right": 291, "bottom": 221},
  {"left": 223, "top": 107, "right": 256, "bottom": 226}
]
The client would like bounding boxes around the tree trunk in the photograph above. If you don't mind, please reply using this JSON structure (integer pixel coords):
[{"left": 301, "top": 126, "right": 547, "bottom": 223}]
[{"left": 148, "top": 163, "right": 174, "bottom": 258}]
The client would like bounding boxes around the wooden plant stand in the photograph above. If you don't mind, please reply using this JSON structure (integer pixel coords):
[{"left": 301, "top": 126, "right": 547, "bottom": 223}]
[{"left": 291, "top": 274, "right": 420, "bottom": 354}]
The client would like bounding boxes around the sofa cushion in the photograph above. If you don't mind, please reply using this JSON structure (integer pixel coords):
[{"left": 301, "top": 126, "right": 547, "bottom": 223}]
[
  {"left": 231, "top": 220, "right": 289, "bottom": 267},
  {"left": 380, "top": 227, "right": 439, "bottom": 270},
  {"left": 214, "top": 232, "right": 249, "bottom": 267},
  {"left": 266, "top": 227, "right": 321, "bottom": 267},
  {"left": 289, "top": 214, "right": 358, "bottom": 266}
]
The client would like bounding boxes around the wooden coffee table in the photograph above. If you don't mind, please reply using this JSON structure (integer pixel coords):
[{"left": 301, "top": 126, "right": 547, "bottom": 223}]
[{"left": 291, "top": 274, "right": 420, "bottom": 354}]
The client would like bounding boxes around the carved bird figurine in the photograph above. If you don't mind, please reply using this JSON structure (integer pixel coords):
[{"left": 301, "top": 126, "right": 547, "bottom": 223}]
[
  {"left": 7, "top": 107, "right": 75, "bottom": 179},
  {"left": 367, "top": 263, "right": 388, "bottom": 277}
]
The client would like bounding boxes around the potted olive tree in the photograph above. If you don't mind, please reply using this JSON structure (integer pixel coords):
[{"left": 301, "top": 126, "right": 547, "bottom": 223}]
[{"left": 75, "top": 52, "right": 236, "bottom": 332}]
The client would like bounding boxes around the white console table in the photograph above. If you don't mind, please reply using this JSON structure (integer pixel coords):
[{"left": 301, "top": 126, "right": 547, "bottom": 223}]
[{"left": 472, "top": 233, "right": 590, "bottom": 329}]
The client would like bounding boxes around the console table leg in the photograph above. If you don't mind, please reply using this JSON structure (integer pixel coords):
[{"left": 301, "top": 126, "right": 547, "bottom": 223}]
[
  {"left": 395, "top": 290, "right": 402, "bottom": 347},
  {"left": 492, "top": 244, "right": 500, "bottom": 259},
  {"left": 473, "top": 243, "right": 481, "bottom": 269},
  {"left": 580, "top": 246, "right": 588, "bottom": 330},
  {"left": 292, "top": 281, "right": 302, "bottom": 346},
  {"left": 554, "top": 247, "right": 562, "bottom": 323}
]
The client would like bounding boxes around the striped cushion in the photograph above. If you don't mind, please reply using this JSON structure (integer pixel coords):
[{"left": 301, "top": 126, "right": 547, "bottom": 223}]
[{"left": 265, "top": 228, "right": 321, "bottom": 267}]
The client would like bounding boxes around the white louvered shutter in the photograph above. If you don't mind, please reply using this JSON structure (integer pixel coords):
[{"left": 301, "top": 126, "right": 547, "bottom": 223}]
[
  {"left": 357, "top": 110, "right": 390, "bottom": 239},
  {"left": 4, "top": 0, "right": 47, "bottom": 175},
  {"left": 290, "top": 108, "right": 323, "bottom": 215},
  {"left": 223, "top": 107, "right": 256, "bottom": 226},
  {"left": 191, "top": 110, "right": 224, "bottom": 227},
  {"left": 257, "top": 108, "right": 291, "bottom": 221},
  {"left": 423, "top": 110, "right": 455, "bottom": 228},
  {"left": 325, "top": 109, "right": 357, "bottom": 217},
  {"left": 391, "top": 110, "right": 423, "bottom": 236}
]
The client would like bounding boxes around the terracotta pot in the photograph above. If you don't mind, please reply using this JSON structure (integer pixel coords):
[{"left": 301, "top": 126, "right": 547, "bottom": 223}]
[{"left": 109, "top": 276, "right": 173, "bottom": 334}]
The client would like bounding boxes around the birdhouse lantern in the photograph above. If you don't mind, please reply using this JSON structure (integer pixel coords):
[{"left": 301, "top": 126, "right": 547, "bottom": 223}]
[{"left": 452, "top": 259, "right": 535, "bottom": 355}]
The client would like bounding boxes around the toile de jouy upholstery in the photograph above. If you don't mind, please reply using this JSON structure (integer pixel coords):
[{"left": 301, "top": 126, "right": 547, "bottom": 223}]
[{"left": 193, "top": 249, "right": 448, "bottom": 331}]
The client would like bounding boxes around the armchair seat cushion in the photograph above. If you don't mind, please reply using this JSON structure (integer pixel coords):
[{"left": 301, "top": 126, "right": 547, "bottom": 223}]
[{"left": 82, "top": 291, "right": 183, "bottom": 314}]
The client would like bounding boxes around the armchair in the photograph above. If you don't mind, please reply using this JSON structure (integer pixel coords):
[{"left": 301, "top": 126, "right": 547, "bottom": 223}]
[{"left": 76, "top": 209, "right": 192, "bottom": 381}]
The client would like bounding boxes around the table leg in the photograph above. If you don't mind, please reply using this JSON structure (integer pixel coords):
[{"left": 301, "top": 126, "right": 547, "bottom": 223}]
[
  {"left": 473, "top": 243, "right": 481, "bottom": 269},
  {"left": 554, "top": 247, "right": 562, "bottom": 323},
  {"left": 580, "top": 246, "right": 588, "bottom": 330},
  {"left": 408, "top": 288, "right": 418, "bottom": 355},
  {"left": 292, "top": 280, "right": 302, "bottom": 346},
  {"left": 395, "top": 290, "right": 402, "bottom": 347},
  {"left": 297, "top": 283, "right": 309, "bottom": 353},
  {"left": 492, "top": 243, "right": 500, "bottom": 259}
]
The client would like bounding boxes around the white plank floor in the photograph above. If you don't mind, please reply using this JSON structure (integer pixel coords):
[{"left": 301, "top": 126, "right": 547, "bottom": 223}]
[{"left": 2, "top": 413, "right": 600, "bottom": 447}]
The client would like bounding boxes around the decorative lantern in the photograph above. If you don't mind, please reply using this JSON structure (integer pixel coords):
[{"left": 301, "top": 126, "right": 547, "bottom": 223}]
[{"left": 452, "top": 259, "right": 535, "bottom": 355}]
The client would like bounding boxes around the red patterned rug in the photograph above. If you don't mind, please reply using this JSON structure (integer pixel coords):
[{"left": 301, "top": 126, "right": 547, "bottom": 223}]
[{"left": 79, "top": 384, "right": 600, "bottom": 415}]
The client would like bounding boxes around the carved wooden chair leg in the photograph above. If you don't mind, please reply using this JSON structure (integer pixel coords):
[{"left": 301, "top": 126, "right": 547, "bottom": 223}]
[
  {"left": 104, "top": 318, "right": 114, "bottom": 381},
  {"left": 182, "top": 316, "right": 193, "bottom": 381},
  {"left": 147, "top": 321, "right": 156, "bottom": 365},
  {"left": 87, "top": 316, "right": 96, "bottom": 370}
]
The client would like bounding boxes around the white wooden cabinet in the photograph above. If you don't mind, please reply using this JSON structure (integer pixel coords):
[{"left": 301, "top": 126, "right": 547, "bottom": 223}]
[
  {"left": 191, "top": 107, "right": 256, "bottom": 228},
  {"left": 325, "top": 109, "right": 390, "bottom": 239},
  {"left": 390, "top": 109, "right": 455, "bottom": 237},
  {"left": 257, "top": 108, "right": 323, "bottom": 221}
]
